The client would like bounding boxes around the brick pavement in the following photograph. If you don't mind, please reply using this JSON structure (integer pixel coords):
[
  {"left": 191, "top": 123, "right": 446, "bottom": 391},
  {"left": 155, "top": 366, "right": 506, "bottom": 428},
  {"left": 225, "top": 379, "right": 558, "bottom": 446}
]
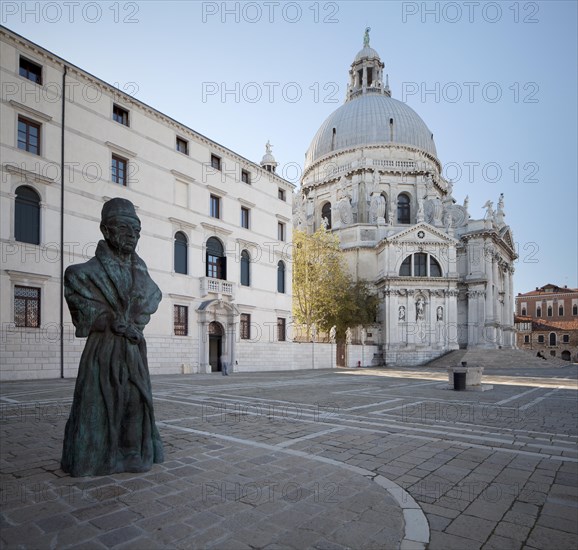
[{"left": 1, "top": 362, "right": 577, "bottom": 549}]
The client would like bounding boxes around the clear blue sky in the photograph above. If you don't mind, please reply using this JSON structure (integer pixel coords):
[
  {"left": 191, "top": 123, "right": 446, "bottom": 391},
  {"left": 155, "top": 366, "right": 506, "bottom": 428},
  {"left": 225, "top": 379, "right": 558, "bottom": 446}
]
[{"left": 3, "top": 1, "right": 577, "bottom": 295}]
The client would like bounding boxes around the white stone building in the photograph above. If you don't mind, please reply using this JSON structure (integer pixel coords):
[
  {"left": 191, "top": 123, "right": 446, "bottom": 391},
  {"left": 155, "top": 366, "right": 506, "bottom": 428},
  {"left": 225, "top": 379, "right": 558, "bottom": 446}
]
[
  {"left": 0, "top": 27, "right": 298, "bottom": 380},
  {"left": 297, "top": 31, "right": 518, "bottom": 366}
]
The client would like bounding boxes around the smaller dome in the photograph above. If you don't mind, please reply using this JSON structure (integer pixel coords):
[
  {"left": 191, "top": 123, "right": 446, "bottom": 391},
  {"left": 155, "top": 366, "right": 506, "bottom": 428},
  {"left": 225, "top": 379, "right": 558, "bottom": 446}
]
[{"left": 354, "top": 46, "right": 380, "bottom": 63}]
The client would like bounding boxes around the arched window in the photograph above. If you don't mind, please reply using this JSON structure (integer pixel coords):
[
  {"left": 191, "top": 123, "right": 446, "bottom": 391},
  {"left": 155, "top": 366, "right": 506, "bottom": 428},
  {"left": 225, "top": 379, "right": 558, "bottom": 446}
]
[
  {"left": 206, "top": 237, "right": 226, "bottom": 280},
  {"left": 521, "top": 307, "right": 527, "bottom": 316},
  {"left": 277, "top": 260, "right": 285, "bottom": 293},
  {"left": 536, "top": 306, "right": 542, "bottom": 318},
  {"left": 400, "top": 256, "right": 411, "bottom": 276},
  {"left": 429, "top": 256, "right": 442, "bottom": 277},
  {"left": 549, "top": 332, "right": 556, "bottom": 346},
  {"left": 321, "top": 202, "right": 332, "bottom": 229},
  {"left": 174, "top": 231, "right": 188, "bottom": 274},
  {"left": 399, "top": 253, "right": 443, "bottom": 277},
  {"left": 397, "top": 193, "right": 410, "bottom": 224},
  {"left": 574, "top": 304, "right": 578, "bottom": 315},
  {"left": 15, "top": 186, "right": 40, "bottom": 244},
  {"left": 547, "top": 306, "right": 553, "bottom": 317},
  {"left": 240, "top": 249, "right": 250, "bottom": 287}
]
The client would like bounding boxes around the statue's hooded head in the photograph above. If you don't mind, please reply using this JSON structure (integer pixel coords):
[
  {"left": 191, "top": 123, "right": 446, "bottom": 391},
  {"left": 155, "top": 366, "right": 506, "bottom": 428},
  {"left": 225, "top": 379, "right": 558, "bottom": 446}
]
[{"left": 100, "top": 198, "right": 141, "bottom": 255}]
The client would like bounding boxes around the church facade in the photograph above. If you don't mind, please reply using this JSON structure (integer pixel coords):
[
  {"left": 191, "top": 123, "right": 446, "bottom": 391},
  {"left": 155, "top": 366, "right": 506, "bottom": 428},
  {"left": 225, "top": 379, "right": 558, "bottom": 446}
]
[{"left": 296, "top": 31, "right": 517, "bottom": 366}]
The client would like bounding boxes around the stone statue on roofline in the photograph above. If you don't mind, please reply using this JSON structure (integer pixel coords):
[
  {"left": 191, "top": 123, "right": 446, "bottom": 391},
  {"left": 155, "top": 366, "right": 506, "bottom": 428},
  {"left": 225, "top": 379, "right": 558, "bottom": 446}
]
[{"left": 61, "top": 198, "right": 164, "bottom": 477}]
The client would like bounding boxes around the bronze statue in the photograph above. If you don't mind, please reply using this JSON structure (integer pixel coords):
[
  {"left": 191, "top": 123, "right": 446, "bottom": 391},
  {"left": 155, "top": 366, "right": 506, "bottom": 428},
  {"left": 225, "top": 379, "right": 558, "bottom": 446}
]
[{"left": 62, "top": 198, "right": 164, "bottom": 476}]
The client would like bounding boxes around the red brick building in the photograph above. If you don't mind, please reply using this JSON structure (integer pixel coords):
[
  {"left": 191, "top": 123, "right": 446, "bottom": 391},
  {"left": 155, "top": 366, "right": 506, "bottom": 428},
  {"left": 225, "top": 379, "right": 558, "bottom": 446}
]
[{"left": 515, "top": 284, "right": 578, "bottom": 361}]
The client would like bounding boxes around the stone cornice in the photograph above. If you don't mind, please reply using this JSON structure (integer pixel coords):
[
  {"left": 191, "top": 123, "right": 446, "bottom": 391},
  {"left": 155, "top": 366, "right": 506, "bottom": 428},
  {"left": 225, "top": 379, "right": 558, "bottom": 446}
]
[
  {"left": 169, "top": 217, "right": 196, "bottom": 230},
  {"left": 170, "top": 169, "right": 196, "bottom": 183},
  {"left": 105, "top": 141, "right": 136, "bottom": 158},
  {"left": 200, "top": 222, "right": 233, "bottom": 236},
  {"left": 3, "top": 164, "right": 54, "bottom": 184},
  {"left": 9, "top": 100, "right": 53, "bottom": 122}
]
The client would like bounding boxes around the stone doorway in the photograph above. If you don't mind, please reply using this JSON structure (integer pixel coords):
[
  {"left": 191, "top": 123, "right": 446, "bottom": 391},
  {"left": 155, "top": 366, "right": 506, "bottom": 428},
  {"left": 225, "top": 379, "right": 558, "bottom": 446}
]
[{"left": 209, "top": 321, "right": 223, "bottom": 372}]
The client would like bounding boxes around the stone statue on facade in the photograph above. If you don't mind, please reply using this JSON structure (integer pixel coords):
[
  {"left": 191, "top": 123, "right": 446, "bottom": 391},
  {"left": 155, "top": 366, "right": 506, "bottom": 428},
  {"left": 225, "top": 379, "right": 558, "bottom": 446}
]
[
  {"left": 416, "top": 195, "right": 425, "bottom": 223},
  {"left": 62, "top": 198, "right": 164, "bottom": 477},
  {"left": 329, "top": 325, "right": 336, "bottom": 343},
  {"left": 483, "top": 200, "right": 494, "bottom": 221},
  {"left": 345, "top": 327, "right": 352, "bottom": 345},
  {"left": 416, "top": 298, "right": 425, "bottom": 321},
  {"left": 398, "top": 305, "right": 406, "bottom": 322},
  {"left": 437, "top": 306, "right": 443, "bottom": 321},
  {"left": 369, "top": 193, "right": 386, "bottom": 224},
  {"left": 337, "top": 177, "right": 353, "bottom": 225}
]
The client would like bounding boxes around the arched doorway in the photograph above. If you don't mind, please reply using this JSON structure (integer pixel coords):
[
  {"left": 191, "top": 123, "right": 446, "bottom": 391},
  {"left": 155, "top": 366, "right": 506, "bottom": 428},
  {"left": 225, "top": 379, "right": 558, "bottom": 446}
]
[
  {"left": 209, "top": 321, "right": 224, "bottom": 372},
  {"left": 561, "top": 350, "right": 571, "bottom": 361}
]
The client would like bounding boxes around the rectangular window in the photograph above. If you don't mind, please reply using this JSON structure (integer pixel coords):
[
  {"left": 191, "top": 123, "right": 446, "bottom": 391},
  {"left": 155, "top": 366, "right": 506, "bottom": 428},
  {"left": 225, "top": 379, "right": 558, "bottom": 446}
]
[
  {"left": 563, "top": 334, "right": 569, "bottom": 343},
  {"left": 17, "top": 116, "right": 40, "bottom": 155},
  {"left": 112, "top": 154, "right": 128, "bottom": 186},
  {"left": 538, "top": 335, "right": 544, "bottom": 343},
  {"left": 278, "top": 222, "right": 285, "bottom": 242},
  {"left": 211, "top": 154, "right": 221, "bottom": 171},
  {"left": 241, "top": 170, "right": 250, "bottom": 184},
  {"left": 173, "top": 305, "right": 188, "bottom": 336},
  {"left": 113, "top": 104, "right": 129, "bottom": 126},
  {"left": 524, "top": 335, "right": 530, "bottom": 343},
  {"left": 278, "top": 188, "right": 286, "bottom": 201},
  {"left": 241, "top": 207, "right": 250, "bottom": 229},
  {"left": 19, "top": 57, "right": 42, "bottom": 84},
  {"left": 277, "top": 318, "right": 286, "bottom": 342},
  {"left": 176, "top": 137, "right": 188, "bottom": 155},
  {"left": 240, "top": 313, "right": 251, "bottom": 340},
  {"left": 210, "top": 194, "right": 221, "bottom": 218},
  {"left": 14, "top": 286, "right": 40, "bottom": 328}
]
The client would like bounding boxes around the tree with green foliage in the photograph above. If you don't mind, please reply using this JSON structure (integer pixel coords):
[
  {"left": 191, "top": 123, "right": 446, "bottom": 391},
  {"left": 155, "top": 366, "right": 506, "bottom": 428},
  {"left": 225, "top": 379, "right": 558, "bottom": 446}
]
[{"left": 292, "top": 227, "right": 379, "bottom": 341}]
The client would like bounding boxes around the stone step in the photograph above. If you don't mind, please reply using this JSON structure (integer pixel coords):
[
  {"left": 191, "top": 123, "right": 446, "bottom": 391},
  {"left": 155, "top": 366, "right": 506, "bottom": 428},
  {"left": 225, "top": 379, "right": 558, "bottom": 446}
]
[{"left": 424, "top": 348, "right": 571, "bottom": 369}]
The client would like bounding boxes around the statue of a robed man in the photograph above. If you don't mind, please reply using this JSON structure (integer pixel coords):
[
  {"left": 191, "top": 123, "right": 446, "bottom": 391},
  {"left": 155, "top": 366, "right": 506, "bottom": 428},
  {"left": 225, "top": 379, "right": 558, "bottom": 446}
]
[{"left": 62, "top": 198, "right": 164, "bottom": 477}]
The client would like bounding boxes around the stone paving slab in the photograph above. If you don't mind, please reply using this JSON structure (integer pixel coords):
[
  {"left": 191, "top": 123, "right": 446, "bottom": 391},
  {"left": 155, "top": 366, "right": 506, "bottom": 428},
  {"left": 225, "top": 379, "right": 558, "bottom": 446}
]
[{"left": 1, "top": 364, "right": 578, "bottom": 549}]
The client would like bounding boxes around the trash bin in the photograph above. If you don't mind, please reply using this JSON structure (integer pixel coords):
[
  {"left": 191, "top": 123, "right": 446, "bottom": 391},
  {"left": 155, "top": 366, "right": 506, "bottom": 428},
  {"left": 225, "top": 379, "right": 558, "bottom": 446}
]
[{"left": 454, "top": 371, "right": 466, "bottom": 391}]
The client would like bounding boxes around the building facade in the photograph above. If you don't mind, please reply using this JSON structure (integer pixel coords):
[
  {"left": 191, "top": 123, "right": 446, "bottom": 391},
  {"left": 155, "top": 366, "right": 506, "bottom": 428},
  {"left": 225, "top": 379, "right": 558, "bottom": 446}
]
[
  {"left": 296, "top": 31, "right": 518, "bottom": 366},
  {"left": 515, "top": 284, "right": 578, "bottom": 361},
  {"left": 0, "top": 27, "right": 297, "bottom": 380}
]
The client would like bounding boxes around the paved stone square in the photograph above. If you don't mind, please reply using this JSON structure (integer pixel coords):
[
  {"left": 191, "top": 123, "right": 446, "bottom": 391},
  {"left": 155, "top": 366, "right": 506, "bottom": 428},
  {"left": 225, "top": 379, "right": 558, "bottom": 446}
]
[{"left": 1, "top": 362, "right": 577, "bottom": 549}]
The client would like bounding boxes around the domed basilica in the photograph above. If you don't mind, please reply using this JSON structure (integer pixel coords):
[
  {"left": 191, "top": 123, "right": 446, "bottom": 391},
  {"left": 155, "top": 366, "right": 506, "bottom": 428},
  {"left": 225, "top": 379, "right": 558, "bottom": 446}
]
[{"left": 295, "top": 30, "right": 517, "bottom": 366}]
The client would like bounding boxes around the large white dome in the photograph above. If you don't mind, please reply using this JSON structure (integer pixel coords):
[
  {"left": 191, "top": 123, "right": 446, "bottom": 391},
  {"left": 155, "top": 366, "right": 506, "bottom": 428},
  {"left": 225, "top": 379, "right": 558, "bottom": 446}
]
[{"left": 304, "top": 93, "right": 438, "bottom": 170}]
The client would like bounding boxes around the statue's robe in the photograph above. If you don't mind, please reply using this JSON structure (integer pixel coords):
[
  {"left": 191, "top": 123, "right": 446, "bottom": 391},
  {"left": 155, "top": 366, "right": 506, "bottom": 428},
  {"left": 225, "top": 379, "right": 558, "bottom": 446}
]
[{"left": 62, "top": 240, "right": 163, "bottom": 476}]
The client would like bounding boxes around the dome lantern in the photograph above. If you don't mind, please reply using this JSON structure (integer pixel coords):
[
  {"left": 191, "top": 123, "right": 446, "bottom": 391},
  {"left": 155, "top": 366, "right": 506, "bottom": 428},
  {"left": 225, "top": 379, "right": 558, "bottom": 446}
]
[{"left": 347, "top": 27, "right": 389, "bottom": 102}]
